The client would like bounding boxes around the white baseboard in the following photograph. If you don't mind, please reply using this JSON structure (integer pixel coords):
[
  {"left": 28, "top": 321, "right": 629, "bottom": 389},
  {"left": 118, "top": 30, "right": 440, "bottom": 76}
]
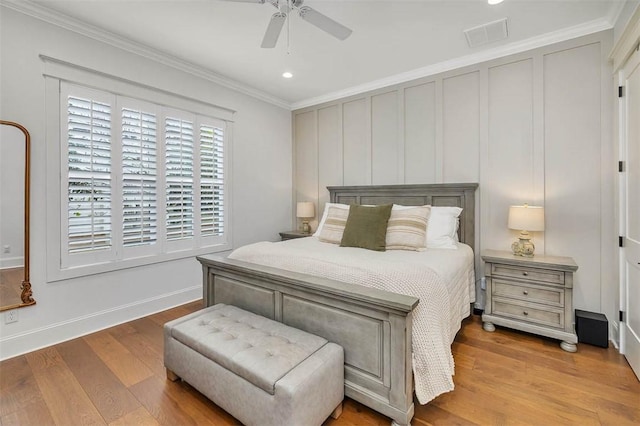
[
  {"left": 610, "top": 321, "right": 620, "bottom": 350},
  {"left": 0, "top": 256, "right": 24, "bottom": 269},
  {"left": 0, "top": 285, "right": 201, "bottom": 361}
]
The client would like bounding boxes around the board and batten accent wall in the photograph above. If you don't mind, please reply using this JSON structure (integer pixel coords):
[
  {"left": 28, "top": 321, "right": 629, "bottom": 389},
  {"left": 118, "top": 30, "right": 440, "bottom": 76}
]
[{"left": 292, "top": 31, "right": 615, "bottom": 324}]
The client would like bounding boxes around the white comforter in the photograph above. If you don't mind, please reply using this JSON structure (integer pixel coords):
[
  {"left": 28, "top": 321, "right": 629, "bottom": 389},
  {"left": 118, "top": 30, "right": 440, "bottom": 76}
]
[{"left": 228, "top": 237, "right": 475, "bottom": 403}]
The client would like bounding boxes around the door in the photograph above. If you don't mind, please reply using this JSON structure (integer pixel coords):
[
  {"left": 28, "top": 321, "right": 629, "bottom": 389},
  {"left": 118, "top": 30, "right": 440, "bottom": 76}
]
[{"left": 621, "top": 45, "right": 640, "bottom": 380}]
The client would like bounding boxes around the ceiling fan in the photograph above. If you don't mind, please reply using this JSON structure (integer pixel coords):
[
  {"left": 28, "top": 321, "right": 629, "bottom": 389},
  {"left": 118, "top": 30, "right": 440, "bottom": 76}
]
[{"left": 224, "top": 0, "right": 353, "bottom": 48}]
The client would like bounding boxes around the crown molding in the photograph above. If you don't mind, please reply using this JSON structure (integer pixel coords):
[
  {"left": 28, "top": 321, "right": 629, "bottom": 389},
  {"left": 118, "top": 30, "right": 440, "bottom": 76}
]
[
  {"left": 0, "top": 0, "right": 291, "bottom": 110},
  {"left": 607, "top": 0, "right": 629, "bottom": 29},
  {"left": 610, "top": 1, "right": 640, "bottom": 71},
  {"left": 1, "top": 0, "right": 619, "bottom": 112},
  {"left": 291, "top": 17, "right": 613, "bottom": 110}
]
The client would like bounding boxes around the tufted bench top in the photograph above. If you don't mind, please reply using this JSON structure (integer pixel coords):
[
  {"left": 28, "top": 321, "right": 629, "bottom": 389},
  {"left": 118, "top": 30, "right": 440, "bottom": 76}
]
[{"left": 170, "top": 304, "right": 328, "bottom": 394}]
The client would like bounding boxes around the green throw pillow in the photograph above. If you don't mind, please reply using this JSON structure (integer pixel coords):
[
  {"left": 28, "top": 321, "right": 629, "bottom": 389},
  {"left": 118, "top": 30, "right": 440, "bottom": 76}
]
[{"left": 340, "top": 204, "right": 393, "bottom": 251}]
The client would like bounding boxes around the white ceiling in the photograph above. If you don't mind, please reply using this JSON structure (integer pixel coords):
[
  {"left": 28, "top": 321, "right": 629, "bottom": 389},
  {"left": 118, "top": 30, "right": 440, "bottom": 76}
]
[{"left": 15, "top": 1, "right": 630, "bottom": 108}]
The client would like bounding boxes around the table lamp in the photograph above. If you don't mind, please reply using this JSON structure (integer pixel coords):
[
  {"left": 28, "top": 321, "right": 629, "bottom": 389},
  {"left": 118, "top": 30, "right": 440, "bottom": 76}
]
[
  {"left": 296, "top": 201, "right": 315, "bottom": 234},
  {"left": 508, "top": 204, "right": 544, "bottom": 257}
]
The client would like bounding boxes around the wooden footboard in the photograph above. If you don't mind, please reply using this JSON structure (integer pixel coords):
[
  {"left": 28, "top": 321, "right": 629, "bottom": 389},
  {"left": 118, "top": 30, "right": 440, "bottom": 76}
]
[{"left": 197, "top": 255, "right": 419, "bottom": 426}]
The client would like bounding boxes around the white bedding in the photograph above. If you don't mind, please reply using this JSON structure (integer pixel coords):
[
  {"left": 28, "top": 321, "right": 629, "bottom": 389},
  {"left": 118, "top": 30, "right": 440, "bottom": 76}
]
[{"left": 228, "top": 237, "right": 475, "bottom": 403}]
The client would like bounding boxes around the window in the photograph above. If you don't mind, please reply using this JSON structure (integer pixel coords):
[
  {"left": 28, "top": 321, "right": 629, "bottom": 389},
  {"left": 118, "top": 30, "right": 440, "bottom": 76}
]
[
  {"left": 66, "top": 94, "right": 112, "bottom": 255},
  {"left": 199, "top": 124, "right": 225, "bottom": 238},
  {"left": 165, "top": 116, "right": 194, "bottom": 243},
  {"left": 59, "top": 82, "right": 230, "bottom": 271},
  {"left": 121, "top": 106, "right": 158, "bottom": 249}
]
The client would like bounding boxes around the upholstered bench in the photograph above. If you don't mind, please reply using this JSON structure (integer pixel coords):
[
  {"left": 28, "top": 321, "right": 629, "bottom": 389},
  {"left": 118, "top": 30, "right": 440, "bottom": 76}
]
[{"left": 164, "top": 304, "right": 344, "bottom": 426}]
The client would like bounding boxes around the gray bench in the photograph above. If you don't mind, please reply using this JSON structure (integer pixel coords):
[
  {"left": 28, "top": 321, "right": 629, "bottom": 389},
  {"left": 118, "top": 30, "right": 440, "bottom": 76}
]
[{"left": 164, "top": 304, "right": 344, "bottom": 426}]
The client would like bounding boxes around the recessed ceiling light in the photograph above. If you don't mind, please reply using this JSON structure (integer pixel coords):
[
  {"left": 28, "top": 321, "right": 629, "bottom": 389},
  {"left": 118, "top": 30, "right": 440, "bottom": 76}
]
[
  {"left": 488, "top": 0, "right": 504, "bottom": 4},
  {"left": 282, "top": 72, "right": 293, "bottom": 79}
]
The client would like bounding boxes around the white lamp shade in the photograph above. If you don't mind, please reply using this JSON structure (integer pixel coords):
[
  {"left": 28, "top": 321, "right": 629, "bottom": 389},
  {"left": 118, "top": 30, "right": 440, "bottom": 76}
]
[
  {"left": 296, "top": 201, "right": 315, "bottom": 218},
  {"left": 508, "top": 205, "right": 544, "bottom": 232}
]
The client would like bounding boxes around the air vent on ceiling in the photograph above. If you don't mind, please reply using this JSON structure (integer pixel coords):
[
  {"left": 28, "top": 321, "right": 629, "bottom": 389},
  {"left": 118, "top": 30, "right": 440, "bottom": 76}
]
[{"left": 464, "top": 18, "right": 508, "bottom": 48}]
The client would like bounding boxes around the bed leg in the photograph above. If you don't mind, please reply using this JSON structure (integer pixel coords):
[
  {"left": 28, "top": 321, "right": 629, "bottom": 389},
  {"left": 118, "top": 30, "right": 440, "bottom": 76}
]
[
  {"left": 330, "top": 402, "right": 343, "bottom": 419},
  {"left": 166, "top": 368, "right": 180, "bottom": 382}
]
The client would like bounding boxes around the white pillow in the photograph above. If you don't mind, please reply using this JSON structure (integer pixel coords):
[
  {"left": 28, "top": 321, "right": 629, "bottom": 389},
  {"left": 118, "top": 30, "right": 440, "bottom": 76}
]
[
  {"left": 426, "top": 206, "right": 462, "bottom": 249},
  {"left": 313, "top": 203, "right": 350, "bottom": 237}
]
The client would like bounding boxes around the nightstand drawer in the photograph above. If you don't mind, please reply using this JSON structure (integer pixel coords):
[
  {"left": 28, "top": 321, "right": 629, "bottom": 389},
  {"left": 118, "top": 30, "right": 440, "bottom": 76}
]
[
  {"left": 493, "top": 298, "right": 564, "bottom": 329},
  {"left": 492, "top": 264, "right": 564, "bottom": 285},
  {"left": 493, "top": 279, "right": 564, "bottom": 307}
]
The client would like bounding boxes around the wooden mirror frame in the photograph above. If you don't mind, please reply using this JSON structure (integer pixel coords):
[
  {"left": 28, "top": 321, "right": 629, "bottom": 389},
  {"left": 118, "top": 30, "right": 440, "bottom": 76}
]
[{"left": 0, "top": 120, "right": 35, "bottom": 310}]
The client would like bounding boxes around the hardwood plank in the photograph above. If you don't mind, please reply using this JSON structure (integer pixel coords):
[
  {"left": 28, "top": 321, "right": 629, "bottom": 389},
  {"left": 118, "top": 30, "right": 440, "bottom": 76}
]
[
  {"left": 106, "top": 323, "right": 137, "bottom": 340},
  {"left": 164, "top": 379, "right": 238, "bottom": 425},
  {"left": 25, "top": 348, "right": 106, "bottom": 426},
  {"left": 0, "top": 398, "right": 55, "bottom": 426},
  {"left": 2, "top": 303, "right": 638, "bottom": 426},
  {"left": 324, "top": 398, "right": 388, "bottom": 426},
  {"left": 428, "top": 385, "right": 507, "bottom": 425},
  {"left": 111, "top": 328, "right": 165, "bottom": 379},
  {"left": 84, "top": 331, "right": 154, "bottom": 387},
  {"left": 413, "top": 403, "right": 478, "bottom": 426},
  {"left": 449, "top": 344, "right": 476, "bottom": 371},
  {"left": 127, "top": 317, "right": 165, "bottom": 351},
  {"left": 57, "top": 338, "right": 141, "bottom": 423},
  {"left": 128, "top": 376, "right": 194, "bottom": 426},
  {"left": 524, "top": 364, "right": 640, "bottom": 423},
  {"left": 466, "top": 356, "right": 602, "bottom": 425},
  {"left": 147, "top": 304, "right": 199, "bottom": 327},
  {"left": 23, "top": 347, "right": 64, "bottom": 371},
  {"left": 463, "top": 332, "right": 639, "bottom": 403},
  {"left": 0, "top": 355, "right": 44, "bottom": 417},
  {"left": 108, "top": 406, "right": 159, "bottom": 426}
]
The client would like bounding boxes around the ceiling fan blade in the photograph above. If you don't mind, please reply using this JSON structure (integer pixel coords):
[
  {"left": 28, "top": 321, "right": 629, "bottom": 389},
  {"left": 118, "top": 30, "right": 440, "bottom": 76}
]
[
  {"left": 298, "top": 6, "right": 352, "bottom": 41},
  {"left": 261, "top": 12, "right": 287, "bottom": 48}
]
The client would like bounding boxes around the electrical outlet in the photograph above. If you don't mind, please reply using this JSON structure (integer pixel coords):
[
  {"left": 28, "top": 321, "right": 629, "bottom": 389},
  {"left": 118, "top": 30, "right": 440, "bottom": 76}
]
[
  {"left": 480, "top": 277, "right": 487, "bottom": 290},
  {"left": 2, "top": 245, "right": 9, "bottom": 254},
  {"left": 5, "top": 309, "right": 18, "bottom": 324}
]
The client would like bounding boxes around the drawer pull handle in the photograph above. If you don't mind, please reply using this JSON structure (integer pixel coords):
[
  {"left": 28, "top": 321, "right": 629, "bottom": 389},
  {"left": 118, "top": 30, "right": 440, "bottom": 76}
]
[
  {"left": 523, "top": 272, "right": 529, "bottom": 276},
  {"left": 523, "top": 291, "right": 529, "bottom": 295},
  {"left": 523, "top": 311, "right": 529, "bottom": 316}
]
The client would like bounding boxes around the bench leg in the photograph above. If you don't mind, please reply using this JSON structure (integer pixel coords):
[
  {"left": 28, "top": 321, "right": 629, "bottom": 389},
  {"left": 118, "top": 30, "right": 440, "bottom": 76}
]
[
  {"left": 330, "top": 402, "right": 343, "bottom": 419},
  {"left": 166, "top": 368, "right": 180, "bottom": 382}
]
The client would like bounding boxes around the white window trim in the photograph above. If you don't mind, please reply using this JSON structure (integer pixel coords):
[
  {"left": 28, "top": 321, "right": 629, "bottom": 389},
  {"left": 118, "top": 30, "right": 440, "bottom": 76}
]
[{"left": 44, "top": 58, "right": 234, "bottom": 282}]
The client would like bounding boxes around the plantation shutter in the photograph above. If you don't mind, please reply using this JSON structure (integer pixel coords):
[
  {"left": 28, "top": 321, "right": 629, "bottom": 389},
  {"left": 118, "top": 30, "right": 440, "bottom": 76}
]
[
  {"left": 165, "top": 116, "right": 194, "bottom": 241},
  {"left": 66, "top": 95, "right": 112, "bottom": 254},
  {"left": 122, "top": 107, "right": 158, "bottom": 247},
  {"left": 199, "top": 123, "right": 225, "bottom": 238},
  {"left": 57, "top": 81, "right": 231, "bottom": 274}
]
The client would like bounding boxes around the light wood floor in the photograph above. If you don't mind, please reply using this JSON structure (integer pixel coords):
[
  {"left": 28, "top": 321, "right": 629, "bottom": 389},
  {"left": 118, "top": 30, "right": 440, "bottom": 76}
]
[
  {"left": 0, "top": 267, "right": 23, "bottom": 308},
  {"left": 1, "top": 301, "right": 638, "bottom": 426}
]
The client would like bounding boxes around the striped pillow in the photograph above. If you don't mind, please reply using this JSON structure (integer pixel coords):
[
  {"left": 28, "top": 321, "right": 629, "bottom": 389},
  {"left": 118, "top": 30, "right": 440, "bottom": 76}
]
[
  {"left": 317, "top": 206, "right": 350, "bottom": 244},
  {"left": 386, "top": 206, "right": 431, "bottom": 251}
]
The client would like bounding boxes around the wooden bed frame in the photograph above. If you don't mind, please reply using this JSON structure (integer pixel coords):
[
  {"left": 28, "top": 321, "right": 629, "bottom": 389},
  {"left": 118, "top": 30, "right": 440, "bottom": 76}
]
[{"left": 197, "top": 183, "right": 478, "bottom": 426}]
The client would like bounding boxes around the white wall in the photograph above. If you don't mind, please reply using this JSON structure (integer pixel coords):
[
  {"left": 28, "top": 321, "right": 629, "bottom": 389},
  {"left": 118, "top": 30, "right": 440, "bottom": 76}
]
[
  {"left": 0, "top": 126, "right": 25, "bottom": 269},
  {"left": 292, "top": 31, "right": 616, "bottom": 332},
  {"left": 0, "top": 7, "right": 292, "bottom": 359}
]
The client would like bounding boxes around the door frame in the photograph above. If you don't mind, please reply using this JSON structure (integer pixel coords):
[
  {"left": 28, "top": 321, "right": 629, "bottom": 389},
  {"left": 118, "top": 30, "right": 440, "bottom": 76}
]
[{"left": 611, "top": 4, "right": 640, "bottom": 353}]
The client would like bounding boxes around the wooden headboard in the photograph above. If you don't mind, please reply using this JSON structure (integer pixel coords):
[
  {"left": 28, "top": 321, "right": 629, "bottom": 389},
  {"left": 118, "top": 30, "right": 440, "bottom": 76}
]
[{"left": 328, "top": 183, "right": 478, "bottom": 252}]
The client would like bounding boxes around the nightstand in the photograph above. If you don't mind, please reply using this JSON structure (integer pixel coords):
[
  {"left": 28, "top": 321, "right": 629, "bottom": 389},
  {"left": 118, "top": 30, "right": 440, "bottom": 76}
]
[
  {"left": 481, "top": 249, "right": 579, "bottom": 352},
  {"left": 279, "top": 230, "right": 312, "bottom": 241}
]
